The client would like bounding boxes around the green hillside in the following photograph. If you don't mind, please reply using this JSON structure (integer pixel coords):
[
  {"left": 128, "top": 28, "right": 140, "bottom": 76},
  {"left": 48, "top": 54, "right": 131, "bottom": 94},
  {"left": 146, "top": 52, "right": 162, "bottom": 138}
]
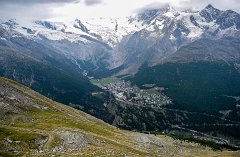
[
  {"left": 130, "top": 62, "right": 240, "bottom": 119},
  {"left": 0, "top": 77, "right": 239, "bottom": 156}
]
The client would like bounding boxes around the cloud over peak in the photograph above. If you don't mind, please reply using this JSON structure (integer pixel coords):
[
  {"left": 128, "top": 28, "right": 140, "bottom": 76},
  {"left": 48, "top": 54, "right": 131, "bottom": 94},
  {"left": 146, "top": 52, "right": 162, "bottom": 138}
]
[
  {"left": 0, "top": 0, "right": 80, "bottom": 5},
  {"left": 0, "top": 0, "right": 239, "bottom": 25},
  {"left": 84, "top": 0, "right": 103, "bottom": 6}
]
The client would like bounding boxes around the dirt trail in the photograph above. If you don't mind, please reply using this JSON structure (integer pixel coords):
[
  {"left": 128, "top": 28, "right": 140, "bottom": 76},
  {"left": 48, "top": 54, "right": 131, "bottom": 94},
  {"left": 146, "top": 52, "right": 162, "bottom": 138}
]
[{"left": 5, "top": 124, "right": 54, "bottom": 152}]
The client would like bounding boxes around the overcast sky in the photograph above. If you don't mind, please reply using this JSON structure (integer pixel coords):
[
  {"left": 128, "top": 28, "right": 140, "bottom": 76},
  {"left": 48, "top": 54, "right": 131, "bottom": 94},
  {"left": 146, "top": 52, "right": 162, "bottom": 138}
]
[{"left": 0, "top": 0, "right": 239, "bottom": 25}]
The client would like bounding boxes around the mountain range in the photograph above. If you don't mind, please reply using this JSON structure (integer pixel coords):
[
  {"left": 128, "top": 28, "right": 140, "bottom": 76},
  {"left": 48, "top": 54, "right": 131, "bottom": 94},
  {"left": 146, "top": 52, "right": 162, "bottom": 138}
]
[
  {"left": 1, "top": 4, "right": 239, "bottom": 74},
  {"left": 1, "top": 4, "right": 240, "bottom": 150}
]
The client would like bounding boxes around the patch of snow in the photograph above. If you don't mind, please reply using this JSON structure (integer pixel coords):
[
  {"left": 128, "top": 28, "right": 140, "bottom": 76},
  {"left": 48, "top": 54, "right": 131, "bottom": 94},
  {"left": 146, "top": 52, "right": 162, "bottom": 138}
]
[
  {"left": 0, "top": 37, "right": 6, "bottom": 41},
  {"left": 155, "top": 20, "right": 164, "bottom": 29},
  {"left": 170, "top": 34, "right": 176, "bottom": 41},
  {"left": 163, "top": 12, "right": 175, "bottom": 18}
]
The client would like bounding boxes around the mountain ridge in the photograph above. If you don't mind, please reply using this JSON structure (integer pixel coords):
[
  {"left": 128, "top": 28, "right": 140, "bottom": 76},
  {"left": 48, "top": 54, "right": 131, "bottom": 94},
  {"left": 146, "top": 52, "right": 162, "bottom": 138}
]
[{"left": 1, "top": 4, "right": 239, "bottom": 75}]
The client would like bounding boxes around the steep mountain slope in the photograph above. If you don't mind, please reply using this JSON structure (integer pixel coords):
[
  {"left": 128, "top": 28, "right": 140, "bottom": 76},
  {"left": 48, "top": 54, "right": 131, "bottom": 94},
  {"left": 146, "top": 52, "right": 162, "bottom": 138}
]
[
  {"left": 157, "top": 37, "right": 240, "bottom": 65},
  {"left": 0, "top": 24, "right": 114, "bottom": 122},
  {"left": 2, "top": 77, "right": 239, "bottom": 156},
  {"left": 128, "top": 37, "right": 240, "bottom": 130},
  {"left": 113, "top": 5, "right": 240, "bottom": 73},
  {"left": 1, "top": 19, "right": 114, "bottom": 76}
]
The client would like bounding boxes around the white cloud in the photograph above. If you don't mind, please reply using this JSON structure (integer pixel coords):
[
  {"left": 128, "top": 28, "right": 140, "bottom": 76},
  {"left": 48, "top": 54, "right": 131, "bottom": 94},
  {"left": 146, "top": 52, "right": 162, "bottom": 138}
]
[
  {"left": 51, "top": 0, "right": 240, "bottom": 22},
  {"left": 0, "top": 0, "right": 79, "bottom": 25},
  {"left": 0, "top": 0, "right": 239, "bottom": 24},
  {"left": 84, "top": 0, "right": 103, "bottom": 6},
  {"left": 181, "top": 0, "right": 240, "bottom": 12},
  {"left": 50, "top": 0, "right": 187, "bottom": 22},
  {"left": 0, "top": 0, "right": 79, "bottom": 5}
]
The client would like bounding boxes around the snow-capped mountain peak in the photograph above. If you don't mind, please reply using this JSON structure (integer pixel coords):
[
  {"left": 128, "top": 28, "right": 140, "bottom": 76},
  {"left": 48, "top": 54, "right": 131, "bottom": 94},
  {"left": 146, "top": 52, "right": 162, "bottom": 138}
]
[
  {"left": 1, "top": 4, "right": 239, "bottom": 74},
  {"left": 205, "top": 4, "right": 215, "bottom": 9},
  {"left": 137, "top": 5, "right": 179, "bottom": 23},
  {"left": 2, "top": 4, "right": 239, "bottom": 47},
  {"left": 1, "top": 19, "right": 19, "bottom": 29},
  {"left": 74, "top": 19, "right": 89, "bottom": 33},
  {"left": 200, "top": 4, "right": 222, "bottom": 22},
  {"left": 34, "top": 21, "right": 66, "bottom": 32}
]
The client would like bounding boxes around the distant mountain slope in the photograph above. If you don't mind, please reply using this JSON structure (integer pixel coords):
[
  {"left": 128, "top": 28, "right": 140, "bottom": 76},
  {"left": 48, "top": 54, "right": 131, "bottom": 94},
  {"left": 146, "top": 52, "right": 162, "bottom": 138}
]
[
  {"left": 1, "top": 5, "right": 239, "bottom": 74},
  {"left": 0, "top": 25, "right": 114, "bottom": 122},
  {"left": 129, "top": 37, "right": 240, "bottom": 121},
  {"left": 111, "top": 4, "right": 240, "bottom": 73},
  {"left": 157, "top": 37, "right": 240, "bottom": 64},
  {"left": 1, "top": 77, "right": 238, "bottom": 156},
  {"left": 0, "top": 19, "right": 114, "bottom": 78}
]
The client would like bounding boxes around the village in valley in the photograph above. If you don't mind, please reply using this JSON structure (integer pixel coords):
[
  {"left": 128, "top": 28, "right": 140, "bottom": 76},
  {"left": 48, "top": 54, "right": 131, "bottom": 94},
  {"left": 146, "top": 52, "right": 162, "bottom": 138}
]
[{"left": 91, "top": 77, "right": 172, "bottom": 107}]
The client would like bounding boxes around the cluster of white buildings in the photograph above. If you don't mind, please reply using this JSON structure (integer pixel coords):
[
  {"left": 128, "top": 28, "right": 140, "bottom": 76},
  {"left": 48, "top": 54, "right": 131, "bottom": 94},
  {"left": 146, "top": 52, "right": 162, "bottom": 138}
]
[{"left": 102, "top": 80, "right": 172, "bottom": 107}]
